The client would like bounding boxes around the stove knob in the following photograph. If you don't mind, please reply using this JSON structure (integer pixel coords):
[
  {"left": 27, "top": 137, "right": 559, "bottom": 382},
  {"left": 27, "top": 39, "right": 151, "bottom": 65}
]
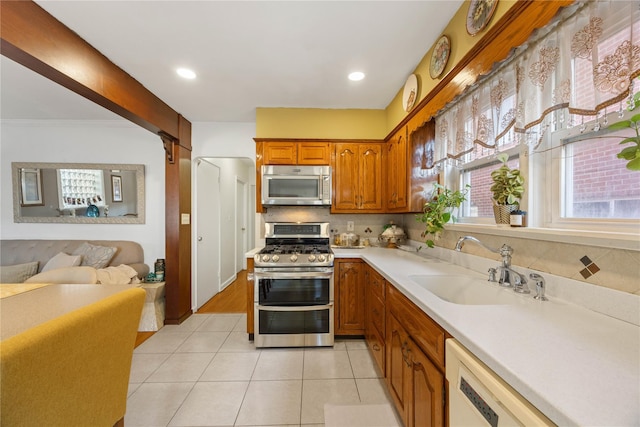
[
  {"left": 272, "top": 255, "right": 280, "bottom": 262},
  {"left": 318, "top": 254, "right": 326, "bottom": 262},
  {"left": 261, "top": 254, "right": 270, "bottom": 262},
  {"left": 308, "top": 255, "right": 316, "bottom": 262},
  {"left": 290, "top": 254, "right": 298, "bottom": 262},
  {"left": 254, "top": 254, "right": 260, "bottom": 262}
]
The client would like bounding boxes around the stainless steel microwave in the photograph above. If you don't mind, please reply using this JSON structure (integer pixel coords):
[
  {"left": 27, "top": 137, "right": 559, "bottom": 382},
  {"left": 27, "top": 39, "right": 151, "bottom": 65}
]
[{"left": 261, "top": 165, "right": 331, "bottom": 206}]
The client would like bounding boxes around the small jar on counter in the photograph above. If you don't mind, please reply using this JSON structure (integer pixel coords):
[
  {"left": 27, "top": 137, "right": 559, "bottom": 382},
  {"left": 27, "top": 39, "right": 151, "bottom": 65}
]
[{"left": 510, "top": 210, "right": 527, "bottom": 227}]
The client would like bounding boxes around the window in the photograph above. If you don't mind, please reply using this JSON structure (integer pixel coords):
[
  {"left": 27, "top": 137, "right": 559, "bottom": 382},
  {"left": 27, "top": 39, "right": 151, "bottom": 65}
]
[
  {"left": 57, "top": 169, "right": 106, "bottom": 211},
  {"left": 460, "top": 153, "right": 520, "bottom": 220},
  {"left": 563, "top": 127, "right": 640, "bottom": 219},
  {"left": 545, "top": 114, "right": 640, "bottom": 231}
]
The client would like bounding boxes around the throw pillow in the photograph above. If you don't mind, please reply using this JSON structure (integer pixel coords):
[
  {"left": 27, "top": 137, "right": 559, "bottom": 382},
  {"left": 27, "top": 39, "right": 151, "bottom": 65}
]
[
  {"left": 72, "top": 242, "right": 117, "bottom": 269},
  {"left": 42, "top": 252, "right": 82, "bottom": 273},
  {"left": 0, "top": 261, "right": 39, "bottom": 283}
]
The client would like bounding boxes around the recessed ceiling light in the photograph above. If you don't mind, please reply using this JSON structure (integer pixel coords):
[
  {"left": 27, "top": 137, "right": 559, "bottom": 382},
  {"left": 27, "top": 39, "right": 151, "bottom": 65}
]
[
  {"left": 348, "top": 71, "right": 365, "bottom": 81},
  {"left": 176, "top": 68, "right": 196, "bottom": 79}
]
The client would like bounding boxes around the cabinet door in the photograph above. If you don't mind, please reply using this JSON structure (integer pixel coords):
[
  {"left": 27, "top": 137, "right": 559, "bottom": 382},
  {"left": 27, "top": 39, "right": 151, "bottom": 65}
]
[
  {"left": 335, "top": 259, "right": 365, "bottom": 335},
  {"left": 386, "top": 138, "right": 399, "bottom": 209},
  {"left": 386, "top": 130, "right": 408, "bottom": 212},
  {"left": 386, "top": 311, "right": 411, "bottom": 426},
  {"left": 359, "top": 143, "right": 384, "bottom": 211},
  {"left": 408, "top": 341, "right": 445, "bottom": 427},
  {"left": 333, "top": 144, "right": 359, "bottom": 211},
  {"left": 298, "top": 142, "right": 330, "bottom": 165},
  {"left": 365, "top": 266, "right": 386, "bottom": 375},
  {"left": 263, "top": 142, "right": 297, "bottom": 164}
]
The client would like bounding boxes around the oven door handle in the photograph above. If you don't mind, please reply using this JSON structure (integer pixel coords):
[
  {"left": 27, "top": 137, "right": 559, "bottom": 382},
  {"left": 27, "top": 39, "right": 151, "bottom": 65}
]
[
  {"left": 256, "top": 303, "right": 333, "bottom": 312},
  {"left": 254, "top": 269, "right": 334, "bottom": 278}
]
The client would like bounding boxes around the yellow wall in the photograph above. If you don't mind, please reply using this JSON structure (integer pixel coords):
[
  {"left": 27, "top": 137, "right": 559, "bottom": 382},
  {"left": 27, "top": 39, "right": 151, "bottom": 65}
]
[
  {"left": 256, "top": 0, "right": 517, "bottom": 139},
  {"left": 255, "top": 108, "right": 387, "bottom": 139},
  {"left": 385, "top": 0, "right": 516, "bottom": 132}
]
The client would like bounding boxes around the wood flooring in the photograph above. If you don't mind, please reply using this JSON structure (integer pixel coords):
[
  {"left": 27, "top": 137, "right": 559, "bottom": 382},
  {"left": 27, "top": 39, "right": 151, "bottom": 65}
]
[{"left": 135, "top": 270, "right": 248, "bottom": 348}]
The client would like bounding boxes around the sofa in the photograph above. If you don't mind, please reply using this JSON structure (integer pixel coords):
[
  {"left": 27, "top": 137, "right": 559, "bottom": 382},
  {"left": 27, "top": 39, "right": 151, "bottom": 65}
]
[
  {"left": 1, "top": 286, "right": 145, "bottom": 426},
  {"left": 0, "top": 239, "right": 150, "bottom": 282}
]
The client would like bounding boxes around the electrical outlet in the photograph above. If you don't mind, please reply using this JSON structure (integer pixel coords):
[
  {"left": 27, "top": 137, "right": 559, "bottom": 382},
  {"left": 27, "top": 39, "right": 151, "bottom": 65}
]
[{"left": 347, "top": 221, "right": 354, "bottom": 231}]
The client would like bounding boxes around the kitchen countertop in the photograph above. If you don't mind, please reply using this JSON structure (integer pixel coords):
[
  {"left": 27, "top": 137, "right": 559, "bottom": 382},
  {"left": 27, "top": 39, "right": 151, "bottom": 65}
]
[{"left": 331, "top": 246, "right": 640, "bottom": 426}]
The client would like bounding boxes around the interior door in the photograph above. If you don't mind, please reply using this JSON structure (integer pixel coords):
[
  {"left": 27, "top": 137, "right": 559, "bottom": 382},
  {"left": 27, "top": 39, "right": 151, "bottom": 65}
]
[
  {"left": 195, "top": 159, "right": 221, "bottom": 310},
  {"left": 235, "top": 179, "right": 247, "bottom": 274}
]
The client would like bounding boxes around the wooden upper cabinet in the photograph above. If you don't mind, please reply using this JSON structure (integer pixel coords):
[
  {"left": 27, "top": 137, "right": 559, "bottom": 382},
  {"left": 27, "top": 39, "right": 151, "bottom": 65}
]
[
  {"left": 261, "top": 140, "right": 331, "bottom": 165},
  {"left": 386, "top": 128, "right": 409, "bottom": 212},
  {"left": 359, "top": 144, "right": 384, "bottom": 211},
  {"left": 333, "top": 142, "right": 384, "bottom": 213},
  {"left": 298, "top": 142, "right": 331, "bottom": 164},
  {"left": 408, "top": 120, "right": 438, "bottom": 213},
  {"left": 262, "top": 142, "right": 297, "bottom": 164}
]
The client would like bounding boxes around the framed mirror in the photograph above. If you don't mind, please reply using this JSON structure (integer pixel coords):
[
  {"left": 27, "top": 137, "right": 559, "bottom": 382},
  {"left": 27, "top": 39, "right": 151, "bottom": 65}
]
[{"left": 12, "top": 162, "right": 145, "bottom": 224}]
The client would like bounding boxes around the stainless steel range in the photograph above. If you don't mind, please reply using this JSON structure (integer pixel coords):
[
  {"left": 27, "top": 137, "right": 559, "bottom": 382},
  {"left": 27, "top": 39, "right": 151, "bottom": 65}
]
[{"left": 254, "top": 222, "right": 334, "bottom": 348}]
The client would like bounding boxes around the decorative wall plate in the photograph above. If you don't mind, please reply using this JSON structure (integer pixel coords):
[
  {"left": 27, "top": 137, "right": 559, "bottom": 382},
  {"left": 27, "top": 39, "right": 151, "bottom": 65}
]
[
  {"left": 466, "top": 0, "right": 498, "bottom": 36},
  {"left": 402, "top": 74, "right": 418, "bottom": 112},
  {"left": 429, "top": 35, "right": 451, "bottom": 79}
]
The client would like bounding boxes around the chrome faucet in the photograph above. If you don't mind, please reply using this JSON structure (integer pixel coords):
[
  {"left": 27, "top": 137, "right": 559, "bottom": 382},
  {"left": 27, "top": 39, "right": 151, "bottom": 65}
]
[{"left": 455, "top": 236, "right": 530, "bottom": 293}]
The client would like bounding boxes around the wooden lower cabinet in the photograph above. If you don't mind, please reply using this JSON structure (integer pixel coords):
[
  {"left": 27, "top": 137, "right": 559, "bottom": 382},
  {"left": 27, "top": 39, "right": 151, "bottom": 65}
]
[
  {"left": 386, "top": 283, "right": 446, "bottom": 427},
  {"left": 365, "top": 265, "right": 386, "bottom": 374},
  {"left": 335, "top": 259, "right": 366, "bottom": 335},
  {"left": 408, "top": 335, "right": 445, "bottom": 427}
]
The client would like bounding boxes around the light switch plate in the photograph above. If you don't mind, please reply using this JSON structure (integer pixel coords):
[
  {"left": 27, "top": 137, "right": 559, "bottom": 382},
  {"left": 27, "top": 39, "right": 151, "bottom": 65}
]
[
  {"left": 181, "top": 213, "right": 190, "bottom": 225},
  {"left": 347, "top": 221, "right": 354, "bottom": 231}
]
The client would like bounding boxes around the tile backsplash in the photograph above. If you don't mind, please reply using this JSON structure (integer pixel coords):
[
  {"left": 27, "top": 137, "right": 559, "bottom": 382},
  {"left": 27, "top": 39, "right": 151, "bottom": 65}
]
[
  {"left": 403, "top": 218, "right": 640, "bottom": 296},
  {"left": 259, "top": 207, "right": 403, "bottom": 243},
  {"left": 258, "top": 208, "right": 639, "bottom": 296}
]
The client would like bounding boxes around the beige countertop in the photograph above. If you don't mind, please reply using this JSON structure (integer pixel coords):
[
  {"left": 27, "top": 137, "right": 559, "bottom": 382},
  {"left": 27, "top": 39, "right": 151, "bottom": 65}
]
[{"left": 331, "top": 245, "right": 640, "bottom": 426}]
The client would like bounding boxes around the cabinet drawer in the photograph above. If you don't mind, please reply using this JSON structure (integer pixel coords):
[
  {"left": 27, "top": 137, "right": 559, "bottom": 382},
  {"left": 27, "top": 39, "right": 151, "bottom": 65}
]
[
  {"left": 370, "top": 293, "right": 385, "bottom": 339},
  {"left": 369, "top": 267, "right": 385, "bottom": 301},
  {"left": 387, "top": 283, "right": 446, "bottom": 369},
  {"left": 367, "top": 327, "right": 385, "bottom": 375}
]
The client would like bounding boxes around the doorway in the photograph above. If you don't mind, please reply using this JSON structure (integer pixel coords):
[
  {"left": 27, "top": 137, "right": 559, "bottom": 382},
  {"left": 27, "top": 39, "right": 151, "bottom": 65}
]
[{"left": 193, "top": 157, "right": 255, "bottom": 311}]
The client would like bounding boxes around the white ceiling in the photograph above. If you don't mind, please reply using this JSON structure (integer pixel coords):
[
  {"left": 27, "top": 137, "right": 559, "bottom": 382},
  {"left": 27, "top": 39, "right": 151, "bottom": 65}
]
[{"left": 2, "top": 1, "right": 463, "bottom": 123}]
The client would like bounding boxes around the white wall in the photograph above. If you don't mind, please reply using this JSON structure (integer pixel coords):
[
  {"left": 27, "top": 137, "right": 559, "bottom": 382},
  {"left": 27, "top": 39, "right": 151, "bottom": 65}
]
[
  {"left": 1, "top": 119, "right": 166, "bottom": 267},
  {"left": 192, "top": 121, "right": 259, "bottom": 246}
]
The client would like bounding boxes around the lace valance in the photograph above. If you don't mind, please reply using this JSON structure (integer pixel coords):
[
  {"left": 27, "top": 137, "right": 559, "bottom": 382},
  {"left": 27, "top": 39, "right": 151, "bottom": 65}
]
[{"left": 434, "top": 0, "right": 640, "bottom": 164}]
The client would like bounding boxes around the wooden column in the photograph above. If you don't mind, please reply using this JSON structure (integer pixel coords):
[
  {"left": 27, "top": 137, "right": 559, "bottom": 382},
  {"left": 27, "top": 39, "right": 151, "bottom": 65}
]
[{"left": 1, "top": 0, "right": 192, "bottom": 323}]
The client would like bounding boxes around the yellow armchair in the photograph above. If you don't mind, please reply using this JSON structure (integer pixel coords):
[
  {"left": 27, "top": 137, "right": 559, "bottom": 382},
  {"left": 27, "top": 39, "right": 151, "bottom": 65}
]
[{"left": 1, "top": 287, "right": 145, "bottom": 426}]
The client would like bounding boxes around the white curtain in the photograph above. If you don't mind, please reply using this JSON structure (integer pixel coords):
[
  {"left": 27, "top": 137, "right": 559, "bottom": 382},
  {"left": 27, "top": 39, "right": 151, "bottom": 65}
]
[{"left": 435, "top": 0, "right": 640, "bottom": 163}]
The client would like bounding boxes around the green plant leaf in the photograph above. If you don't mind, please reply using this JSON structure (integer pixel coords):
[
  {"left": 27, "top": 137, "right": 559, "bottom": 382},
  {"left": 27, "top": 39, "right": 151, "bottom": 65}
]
[
  {"left": 426, "top": 240, "right": 435, "bottom": 248},
  {"left": 630, "top": 113, "right": 640, "bottom": 123},
  {"left": 609, "top": 120, "right": 632, "bottom": 130},
  {"left": 619, "top": 137, "right": 639, "bottom": 145},
  {"left": 626, "top": 156, "right": 640, "bottom": 170},
  {"left": 617, "top": 146, "right": 638, "bottom": 160}
]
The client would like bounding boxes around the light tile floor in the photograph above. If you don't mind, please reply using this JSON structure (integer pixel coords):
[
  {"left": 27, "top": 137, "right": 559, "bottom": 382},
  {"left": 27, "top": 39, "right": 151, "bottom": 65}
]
[{"left": 126, "top": 313, "right": 398, "bottom": 427}]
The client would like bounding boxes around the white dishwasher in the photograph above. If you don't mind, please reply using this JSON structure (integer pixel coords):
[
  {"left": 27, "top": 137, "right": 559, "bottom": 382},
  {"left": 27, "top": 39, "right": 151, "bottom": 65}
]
[{"left": 445, "top": 339, "right": 555, "bottom": 427}]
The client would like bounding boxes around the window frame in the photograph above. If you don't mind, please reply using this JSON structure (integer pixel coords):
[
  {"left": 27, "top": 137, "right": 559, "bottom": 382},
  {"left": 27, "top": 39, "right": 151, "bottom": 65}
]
[{"left": 543, "top": 110, "right": 640, "bottom": 234}]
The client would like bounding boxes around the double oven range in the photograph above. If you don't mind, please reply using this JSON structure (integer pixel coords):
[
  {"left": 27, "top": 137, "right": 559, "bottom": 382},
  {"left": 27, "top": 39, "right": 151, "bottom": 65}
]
[{"left": 253, "top": 222, "right": 334, "bottom": 348}]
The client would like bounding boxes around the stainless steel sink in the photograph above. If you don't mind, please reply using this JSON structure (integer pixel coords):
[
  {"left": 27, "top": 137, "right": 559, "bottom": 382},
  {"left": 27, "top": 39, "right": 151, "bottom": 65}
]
[{"left": 408, "top": 275, "right": 523, "bottom": 305}]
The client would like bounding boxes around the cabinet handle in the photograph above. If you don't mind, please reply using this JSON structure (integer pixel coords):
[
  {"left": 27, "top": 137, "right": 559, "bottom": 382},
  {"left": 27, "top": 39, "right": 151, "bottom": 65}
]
[{"left": 373, "top": 344, "right": 381, "bottom": 351}]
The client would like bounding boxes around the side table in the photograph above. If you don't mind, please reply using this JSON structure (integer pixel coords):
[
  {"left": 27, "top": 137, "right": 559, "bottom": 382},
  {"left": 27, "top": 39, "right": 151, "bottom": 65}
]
[{"left": 138, "top": 281, "right": 165, "bottom": 331}]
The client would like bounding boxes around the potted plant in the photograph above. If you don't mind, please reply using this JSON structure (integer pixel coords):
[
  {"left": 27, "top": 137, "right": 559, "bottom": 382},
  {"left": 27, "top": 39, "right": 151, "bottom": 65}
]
[
  {"left": 608, "top": 85, "right": 640, "bottom": 171},
  {"left": 416, "top": 183, "right": 470, "bottom": 248},
  {"left": 490, "top": 153, "right": 524, "bottom": 224}
]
